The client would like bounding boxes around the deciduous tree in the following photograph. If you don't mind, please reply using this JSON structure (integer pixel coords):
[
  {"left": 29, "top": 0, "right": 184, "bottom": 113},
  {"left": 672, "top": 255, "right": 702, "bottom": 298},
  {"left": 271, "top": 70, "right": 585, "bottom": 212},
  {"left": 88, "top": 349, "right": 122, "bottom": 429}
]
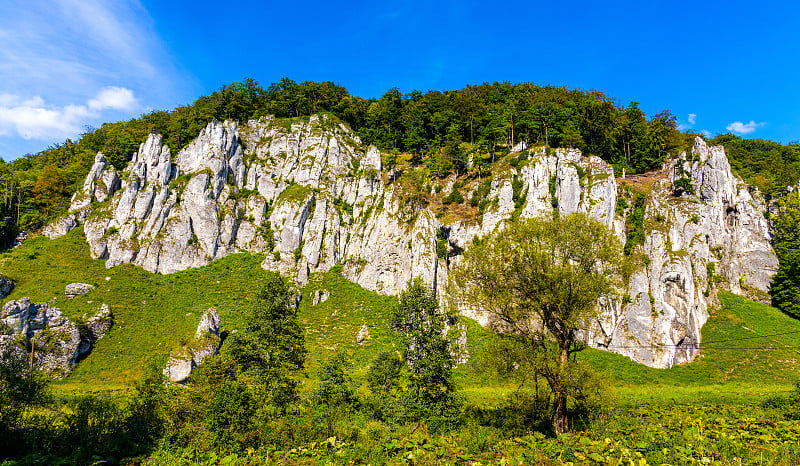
[
  {"left": 771, "top": 192, "right": 800, "bottom": 318},
  {"left": 452, "top": 213, "right": 623, "bottom": 434}
]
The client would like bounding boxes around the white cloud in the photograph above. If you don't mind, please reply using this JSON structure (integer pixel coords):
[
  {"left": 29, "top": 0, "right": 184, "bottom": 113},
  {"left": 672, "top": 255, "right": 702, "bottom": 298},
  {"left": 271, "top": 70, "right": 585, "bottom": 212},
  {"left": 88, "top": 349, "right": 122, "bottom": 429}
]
[
  {"left": 701, "top": 130, "right": 712, "bottom": 138},
  {"left": 0, "top": 87, "right": 136, "bottom": 140},
  {"left": 88, "top": 87, "right": 138, "bottom": 112},
  {"left": 726, "top": 120, "right": 765, "bottom": 135},
  {"left": 678, "top": 113, "right": 697, "bottom": 131},
  {"left": 0, "top": 0, "right": 194, "bottom": 157}
]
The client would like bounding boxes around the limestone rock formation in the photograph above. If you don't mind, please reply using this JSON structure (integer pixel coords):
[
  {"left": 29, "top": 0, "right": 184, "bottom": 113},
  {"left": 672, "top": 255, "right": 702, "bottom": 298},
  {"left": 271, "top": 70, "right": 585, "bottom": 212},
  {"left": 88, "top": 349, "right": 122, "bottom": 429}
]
[
  {"left": 593, "top": 138, "right": 778, "bottom": 367},
  {"left": 0, "top": 274, "right": 15, "bottom": 298},
  {"left": 163, "top": 307, "right": 222, "bottom": 383},
  {"left": 51, "top": 116, "right": 778, "bottom": 368},
  {"left": 42, "top": 215, "right": 78, "bottom": 239},
  {"left": 65, "top": 283, "right": 95, "bottom": 298},
  {"left": 85, "top": 304, "right": 113, "bottom": 342},
  {"left": 312, "top": 289, "right": 330, "bottom": 305},
  {"left": 0, "top": 298, "right": 111, "bottom": 377},
  {"left": 43, "top": 152, "right": 122, "bottom": 239}
]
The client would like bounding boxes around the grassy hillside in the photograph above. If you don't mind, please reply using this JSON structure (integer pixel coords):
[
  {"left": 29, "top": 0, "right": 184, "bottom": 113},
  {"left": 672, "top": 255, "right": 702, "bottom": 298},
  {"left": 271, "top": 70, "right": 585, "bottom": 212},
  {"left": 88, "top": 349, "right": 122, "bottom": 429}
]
[
  {"left": 3, "top": 229, "right": 800, "bottom": 464},
  {"left": 2, "top": 227, "right": 798, "bottom": 405}
]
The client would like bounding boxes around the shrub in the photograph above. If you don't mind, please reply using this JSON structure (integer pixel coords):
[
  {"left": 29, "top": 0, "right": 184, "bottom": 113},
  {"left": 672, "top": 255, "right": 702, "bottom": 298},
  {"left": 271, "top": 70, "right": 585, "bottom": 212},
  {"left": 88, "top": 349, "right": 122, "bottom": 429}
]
[{"left": 442, "top": 188, "right": 464, "bottom": 205}]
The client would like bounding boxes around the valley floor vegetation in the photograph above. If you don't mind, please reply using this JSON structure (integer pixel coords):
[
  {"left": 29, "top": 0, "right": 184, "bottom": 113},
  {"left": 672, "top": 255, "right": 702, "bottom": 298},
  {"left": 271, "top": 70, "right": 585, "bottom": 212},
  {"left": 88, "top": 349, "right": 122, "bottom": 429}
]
[{"left": 1, "top": 224, "right": 800, "bottom": 464}]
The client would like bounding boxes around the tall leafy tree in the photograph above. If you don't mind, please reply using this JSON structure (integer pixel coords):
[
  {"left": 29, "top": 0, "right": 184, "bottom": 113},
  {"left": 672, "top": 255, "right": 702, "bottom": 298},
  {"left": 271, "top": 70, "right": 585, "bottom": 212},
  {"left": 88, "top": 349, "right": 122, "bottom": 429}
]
[
  {"left": 771, "top": 192, "right": 800, "bottom": 318},
  {"left": 32, "top": 165, "right": 68, "bottom": 216},
  {"left": 221, "top": 273, "right": 306, "bottom": 409},
  {"left": 452, "top": 213, "right": 623, "bottom": 434},
  {"left": 392, "top": 278, "right": 458, "bottom": 422}
]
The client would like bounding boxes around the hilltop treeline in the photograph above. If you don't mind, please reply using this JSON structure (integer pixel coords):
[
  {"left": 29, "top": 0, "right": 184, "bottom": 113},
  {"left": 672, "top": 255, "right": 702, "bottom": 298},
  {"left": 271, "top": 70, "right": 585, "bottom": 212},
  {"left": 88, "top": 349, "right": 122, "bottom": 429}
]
[{"left": 1, "top": 78, "right": 798, "bottom": 246}]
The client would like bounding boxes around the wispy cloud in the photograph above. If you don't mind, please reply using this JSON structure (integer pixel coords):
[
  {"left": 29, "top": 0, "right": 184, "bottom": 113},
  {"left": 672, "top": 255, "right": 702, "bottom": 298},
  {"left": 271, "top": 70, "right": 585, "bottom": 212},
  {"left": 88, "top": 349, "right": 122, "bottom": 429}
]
[
  {"left": 0, "top": 0, "right": 192, "bottom": 158},
  {"left": 726, "top": 120, "right": 765, "bottom": 135},
  {"left": 0, "top": 87, "right": 138, "bottom": 140},
  {"left": 678, "top": 113, "right": 697, "bottom": 131}
]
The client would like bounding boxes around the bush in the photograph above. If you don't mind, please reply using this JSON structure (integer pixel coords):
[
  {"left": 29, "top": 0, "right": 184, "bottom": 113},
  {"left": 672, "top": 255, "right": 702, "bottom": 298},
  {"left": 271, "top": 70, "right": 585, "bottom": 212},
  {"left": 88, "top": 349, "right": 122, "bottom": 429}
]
[
  {"left": 442, "top": 188, "right": 464, "bottom": 205},
  {"left": 314, "top": 351, "right": 359, "bottom": 409}
]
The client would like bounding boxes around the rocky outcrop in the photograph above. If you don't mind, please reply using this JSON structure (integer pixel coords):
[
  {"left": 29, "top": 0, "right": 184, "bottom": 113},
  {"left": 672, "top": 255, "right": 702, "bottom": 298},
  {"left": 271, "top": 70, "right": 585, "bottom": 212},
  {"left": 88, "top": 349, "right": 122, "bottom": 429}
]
[
  {"left": 591, "top": 138, "right": 778, "bottom": 367},
  {"left": 42, "top": 215, "right": 78, "bottom": 239},
  {"left": 85, "top": 304, "right": 113, "bottom": 342},
  {"left": 0, "top": 298, "right": 112, "bottom": 377},
  {"left": 65, "top": 283, "right": 95, "bottom": 298},
  {"left": 0, "top": 274, "right": 15, "bottom": 298},
  {"left": 163, "top": 307, "right": 222, "bottom": 383},
  {"left": 43, "top": 152, "right": 122, "bottom": 239},
  {"left": 54, "top": 115, "right": 778, "bottom": 368},
  {"left": 312, "top": 289, "right": 330, "bottom": 305}
]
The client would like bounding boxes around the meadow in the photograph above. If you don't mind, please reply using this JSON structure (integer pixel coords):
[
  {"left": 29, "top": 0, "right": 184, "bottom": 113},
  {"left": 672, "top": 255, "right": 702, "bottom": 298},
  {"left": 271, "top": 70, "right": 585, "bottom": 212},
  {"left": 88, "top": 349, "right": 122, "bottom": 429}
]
[{"left": 1, "top": 228, "right": 799, "bottom": 464}]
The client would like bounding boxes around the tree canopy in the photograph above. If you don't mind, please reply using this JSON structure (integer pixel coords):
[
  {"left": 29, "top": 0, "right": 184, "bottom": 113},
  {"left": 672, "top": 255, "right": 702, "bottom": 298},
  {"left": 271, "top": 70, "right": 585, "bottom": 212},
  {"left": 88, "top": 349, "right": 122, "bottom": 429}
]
[
  {"left": 2, "top": 77, "right": 796, "bottom": 252},
  {"left": 452, "top": 213, "right": 624, "bottom": 434},
  {"left": 771, "top": 192, "right": 800, "bottom": 318}
]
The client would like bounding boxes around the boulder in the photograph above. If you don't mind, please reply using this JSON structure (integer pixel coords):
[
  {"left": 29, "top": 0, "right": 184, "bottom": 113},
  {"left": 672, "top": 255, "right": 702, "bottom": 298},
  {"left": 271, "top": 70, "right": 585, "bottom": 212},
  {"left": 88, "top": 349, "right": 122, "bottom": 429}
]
[
  {"left": 163, "top": 307, "right": 222, "bottom": 383},
  {"left": 0, "top": 274, "right": 15, "bottom": 298},
  {"left": 2, "top": 298, "right": 82, "bottom": 377},
  {"left": 312, "top": 289, "right": 330, "bottom": 305},
  {"left": 42, "top": 214, "right": 78, "bottom": 239},
  {"left": 65, "top": 283, "right": 95, "bottom": 298},
  {"left": 85, "top": 304, "right": 114, "bottom": 342}
]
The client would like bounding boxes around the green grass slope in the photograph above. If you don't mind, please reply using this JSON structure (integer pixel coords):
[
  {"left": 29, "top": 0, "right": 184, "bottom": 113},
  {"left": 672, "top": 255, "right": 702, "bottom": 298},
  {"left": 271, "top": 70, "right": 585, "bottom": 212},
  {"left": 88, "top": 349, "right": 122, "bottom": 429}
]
[
  {"left": 580, "top": 292, "right": 800, "bottom": 405},
  {"left": 1, "top": 228, "right": 799, "bottom": 406}
]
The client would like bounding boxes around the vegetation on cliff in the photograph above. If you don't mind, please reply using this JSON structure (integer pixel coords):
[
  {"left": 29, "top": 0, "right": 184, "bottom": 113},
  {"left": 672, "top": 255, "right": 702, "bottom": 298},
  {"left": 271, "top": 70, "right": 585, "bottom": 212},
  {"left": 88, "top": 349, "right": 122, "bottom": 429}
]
[{"left": 6, "top": 77, "right": 792, "bottom": 248}]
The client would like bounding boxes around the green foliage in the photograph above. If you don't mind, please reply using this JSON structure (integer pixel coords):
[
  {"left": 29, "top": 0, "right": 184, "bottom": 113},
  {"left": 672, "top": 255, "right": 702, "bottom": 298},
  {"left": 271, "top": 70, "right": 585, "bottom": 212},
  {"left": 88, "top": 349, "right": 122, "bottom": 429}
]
[
  {"left": 0, "top": 345, "right": 48, "bottom": 449},
  {"left": 333, "top": 196, "right": 354, "bottom": 216},
  {"left": 256, "top": 219, "right": 275, "bottom": 250},
  {"left": 313, "top": 351, "right": 359, "bottom": 408},
  {"left": 32, "top": 164, "right": 69, "bottom": 216},
  {"left": 771, "top": 192, "right": 800, "bottom": 318},
  {"left": 221, "top": 274, "right": 307, "bottom": 409},
  {"left": 548, "top": 174, "right": 558, "bottom": 211},
  {"left": 673, "top": 176, "right": 694, "bottom": 195},
  {"left": 204, "top": 379, "right": 256, "bottom": 450},
  {"left": 392, "top": 278, "right": 459, "bottom": 426},
  {"left": 454, "top": 213, "right": 623, "bottom": 434},
  {"left": 511, "top": 175, "right": 526, "bottom": 209},
  {"left": 435, "top": 229, "right": 449, "bottom": 260},
  {"left": 441, "top": 187, "right": 464, "bottom": 205},
  {"left": 623, "top": 193, "right": 646, "bottom": 255},
  {"left": 615, "top": 197, "right": 628, "bottom": 216}
]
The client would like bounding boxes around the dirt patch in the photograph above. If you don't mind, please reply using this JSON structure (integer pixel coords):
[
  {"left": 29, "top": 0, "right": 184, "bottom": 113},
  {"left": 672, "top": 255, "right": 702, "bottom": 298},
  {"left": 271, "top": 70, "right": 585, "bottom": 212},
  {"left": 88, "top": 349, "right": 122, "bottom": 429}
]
[{"left": 617, "top": 168, "right": 670, "bottom": 191}]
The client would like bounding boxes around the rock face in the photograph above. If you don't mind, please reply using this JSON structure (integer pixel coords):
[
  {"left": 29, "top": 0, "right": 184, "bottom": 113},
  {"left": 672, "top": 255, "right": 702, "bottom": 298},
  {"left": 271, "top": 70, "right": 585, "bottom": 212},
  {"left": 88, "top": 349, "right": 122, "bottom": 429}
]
[
  {"left": 43, "top": 152, "right": 122, "bottom": 239},
  {"left": 163, "top": 307, "right": 222, "bottom": 383},
  {"left": 0, "top": 298, "right": 111, "bottom": 377},
  {"left": 592, "top": 138, "right": 778, "bottom": 367},
  {"left": 85, "top": 304, "right": 113, "bottom": 342},
  {"left": 50, "top": 114, "right": 778, "bottom": 368}
]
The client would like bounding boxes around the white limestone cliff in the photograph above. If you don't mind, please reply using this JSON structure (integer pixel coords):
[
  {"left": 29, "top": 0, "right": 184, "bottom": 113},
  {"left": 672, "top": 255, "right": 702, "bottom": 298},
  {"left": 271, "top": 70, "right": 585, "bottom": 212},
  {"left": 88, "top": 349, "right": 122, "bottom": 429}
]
[{"left": 47, "top": 116, "right": 778, "bottom": 368}]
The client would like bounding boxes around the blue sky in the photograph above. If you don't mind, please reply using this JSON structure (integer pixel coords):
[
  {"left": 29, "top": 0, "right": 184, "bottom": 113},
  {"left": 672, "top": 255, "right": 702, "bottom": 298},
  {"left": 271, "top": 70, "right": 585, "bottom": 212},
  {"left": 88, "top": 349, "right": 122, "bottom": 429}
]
[{"left": 1, "top": 0, "right": 799, "bottom": 161}]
